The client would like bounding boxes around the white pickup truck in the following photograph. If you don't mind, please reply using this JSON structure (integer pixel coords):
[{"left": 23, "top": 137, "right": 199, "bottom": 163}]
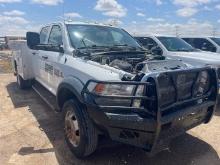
[
  {"left": 135, "top": 35, "right": 220, "bottom": 91},
  {"left": 10, "top": 22, "right": 218, "bottom": 158},
  {"left": 181, "top": 37, "right": 220, "bottom": 53}
]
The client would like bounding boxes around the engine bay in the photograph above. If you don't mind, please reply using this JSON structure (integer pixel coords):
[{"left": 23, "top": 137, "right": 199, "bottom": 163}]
[{"left": 90, "top": 52, "right": 189, "bottom": 74}]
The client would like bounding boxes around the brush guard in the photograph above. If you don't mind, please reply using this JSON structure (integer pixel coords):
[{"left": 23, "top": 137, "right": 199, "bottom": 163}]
[{"left": 81, "top": 67, "right": 217, "bottom": 155}]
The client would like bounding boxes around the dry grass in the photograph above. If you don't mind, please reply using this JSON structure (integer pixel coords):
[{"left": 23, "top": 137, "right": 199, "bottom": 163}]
[
  {"left": 0, "top": 59, "right": 13, "bottom": 73},
  {"left": 0, "top": 51, "right": 13, "bottom": 73}
]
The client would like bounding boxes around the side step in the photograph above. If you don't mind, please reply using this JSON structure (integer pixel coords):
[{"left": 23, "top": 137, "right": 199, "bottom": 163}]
[{"left": 32, "top": 81, "right": 59, "bottom": 112}]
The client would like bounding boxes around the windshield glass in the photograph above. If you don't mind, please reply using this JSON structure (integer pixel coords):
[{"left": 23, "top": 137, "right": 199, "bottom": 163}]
[
  {"left": 211, "top": 38, "right": 220, "bottom": 46},
  {"left": 66, "top": 24, "right": 141, "bottom": 49},
  {"left": 157, "top": 37, "right": 196, "bottom": 52}
]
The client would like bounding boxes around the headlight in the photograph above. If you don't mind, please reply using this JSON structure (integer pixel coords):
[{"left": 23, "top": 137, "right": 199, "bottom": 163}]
[
  {"left": 193, "top": 71, "right": 210, "bottom": 97},
  {"left": 91, "top": 83, "right": 144, "bottom": 107},
  {"left": 93, "top": 83, "right": 136, "bottom": 96}
]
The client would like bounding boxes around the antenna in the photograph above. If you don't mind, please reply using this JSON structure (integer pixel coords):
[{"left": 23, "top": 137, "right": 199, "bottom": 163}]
[
  {"left": 62, "top": 1, "right": 65, "bottom": 23},
  {"left": 175, "top": 25, "right": 179, "bottom": 37}
]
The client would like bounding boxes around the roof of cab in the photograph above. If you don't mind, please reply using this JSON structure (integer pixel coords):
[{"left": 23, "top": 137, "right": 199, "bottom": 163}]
[
  {"left": 180, "top": 36, "right": 212, "bottom": 39},
  {"left": 135, "top": 34, "right": 178, "bottom": 38},
  {"left": 43, "top": 21, "right": 118, "bottom": 28}
]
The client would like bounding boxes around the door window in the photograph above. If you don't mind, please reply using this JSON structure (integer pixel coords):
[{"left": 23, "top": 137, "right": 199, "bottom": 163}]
[
  {"left": 182, "top": 38, "right": 194, "bottom": 46},
  {"left": 136, "top": 37, "right": 158, "bottom": 50},
  {"left": 191, "top": 38, "right": 216, "bottom": 52},
  {"left": 40, "top": 26, "right": 50, "bottom": 44},
  {"left": 48, "top": 25, "right": 62, "bottom": 45}
]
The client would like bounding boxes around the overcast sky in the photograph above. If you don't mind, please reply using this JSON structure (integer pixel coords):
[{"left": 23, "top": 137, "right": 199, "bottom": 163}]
[{"left": 0, "top": 0, "right": 220, "bottom": 36}]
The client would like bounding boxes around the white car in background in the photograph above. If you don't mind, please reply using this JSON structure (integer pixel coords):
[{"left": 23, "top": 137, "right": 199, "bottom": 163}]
[
  {"left": 182, "top": 37, "right": 220, "bottom": 53},
  {"left": 135, "top": 35, "right": 220, "bottom": 91}
]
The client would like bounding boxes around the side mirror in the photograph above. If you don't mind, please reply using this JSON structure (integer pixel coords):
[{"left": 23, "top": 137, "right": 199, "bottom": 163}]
[
  {"left": 43, "top": 44, "right": 64, "bottom": 53},
  {"left": 59, "top": 45, "right": 64, "bottom": 53},
  {"left": 151, "top": 46, "right": 163, "bottom": 56},
  {"left": 147, "top": 43, "right": 154, "bottom": 50},
  {"left": 26, "top": 32, "right": 40, "bottom": 49},
  {"left": 52, "top": 44, "right": 64, "bottom": 53}
]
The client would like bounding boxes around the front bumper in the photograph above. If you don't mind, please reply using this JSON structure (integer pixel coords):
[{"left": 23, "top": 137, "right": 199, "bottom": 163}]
[
  {"left": 81, "top": 69, "right": 217, "bottom": 155},
  {"left": 85, "top": 99, "right": 215, "bottom": 155}
]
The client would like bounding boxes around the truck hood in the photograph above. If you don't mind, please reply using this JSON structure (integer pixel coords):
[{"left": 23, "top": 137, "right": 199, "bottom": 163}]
[{"left": 169, "top": 51, "right": 220, "bottom": 66}]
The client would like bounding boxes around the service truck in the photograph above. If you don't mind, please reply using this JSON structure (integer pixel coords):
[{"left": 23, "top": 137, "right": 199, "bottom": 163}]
[{"left": 10, "top": 22, "right": 218, "bottom": 158}]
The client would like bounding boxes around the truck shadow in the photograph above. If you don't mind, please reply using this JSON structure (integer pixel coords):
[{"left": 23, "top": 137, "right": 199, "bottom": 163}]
[
  {"left": 215, "top": 109, "right": 220, "bottom": 116},
  {"left": 215, "top": 101, "right": 220, "bottom": 116},
  {"left": 6, "top": 82, "right": 220, "bottom": 165}
]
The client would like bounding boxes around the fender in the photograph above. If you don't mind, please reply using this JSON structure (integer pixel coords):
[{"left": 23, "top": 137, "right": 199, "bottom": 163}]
[{"left": 57, "top": 76, "right": 85, "bottom": 108}]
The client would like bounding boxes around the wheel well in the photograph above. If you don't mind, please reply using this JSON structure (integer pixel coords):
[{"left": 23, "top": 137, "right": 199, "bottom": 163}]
[
  {"left": 14, "top": 60, "right": 17, "bottom": 70},
  {"left": 57, "top": 88, "right": 80, "bottom": 110}
]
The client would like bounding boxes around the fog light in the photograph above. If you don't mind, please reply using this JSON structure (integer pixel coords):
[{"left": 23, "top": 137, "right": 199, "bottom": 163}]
[{"left": 133, "top": 99, "right": 141, "bottom": 108}]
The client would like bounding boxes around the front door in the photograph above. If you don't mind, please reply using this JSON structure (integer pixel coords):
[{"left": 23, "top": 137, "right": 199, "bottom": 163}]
[
  {"left": 34, "top": 26, "right": 50, "bottom": 86},
  {"left": 45, "top": 25, "right": 64, "bottom": 94}
]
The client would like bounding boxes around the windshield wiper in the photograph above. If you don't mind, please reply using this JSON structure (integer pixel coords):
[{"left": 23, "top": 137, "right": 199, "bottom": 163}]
[
  {"left": 113, "top": 44, "right": 146, "bottom": 51},
  {"left": 78, "top": 45, "right": 110, "bottom": 50},
  {"left": 112, "top": 44, "right": 138, "bottom": 50},
  {"left": 77, "top": 43, "right": 145, "bottom": 55},
  {"left": 175, "top": 48, "right": 193, "bottom": 52}
]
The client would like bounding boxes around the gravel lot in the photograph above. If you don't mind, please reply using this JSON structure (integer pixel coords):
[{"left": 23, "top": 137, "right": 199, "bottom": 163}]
[{"left": 0, "top": 51, "right": 220, "bottom": 165}]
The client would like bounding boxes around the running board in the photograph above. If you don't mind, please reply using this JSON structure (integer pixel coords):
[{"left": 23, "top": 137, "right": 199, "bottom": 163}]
[{"left": 32, "top": 81, "right": 60, "bottom": 112}]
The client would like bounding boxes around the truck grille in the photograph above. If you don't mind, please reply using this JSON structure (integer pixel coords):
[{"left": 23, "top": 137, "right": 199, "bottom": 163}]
[
  {"left": 158, "top": 72, "right": 198, "bottom": 108},
  {"left": 156, "top": 69, "right": 214, "bottom": 115}
]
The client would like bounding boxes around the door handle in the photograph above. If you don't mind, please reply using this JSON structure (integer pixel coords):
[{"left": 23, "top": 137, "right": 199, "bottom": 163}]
[
  {"left": 32, "top": 52, "right": 38, "bottom": 55},
  {"left": 42, "top": 56, "right": 48, "bottom": 60}
]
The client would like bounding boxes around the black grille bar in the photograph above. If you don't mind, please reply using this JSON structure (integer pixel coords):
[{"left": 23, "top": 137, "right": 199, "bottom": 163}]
[{"left": 156, "top": 67, "right": 217, "bottom": 116}]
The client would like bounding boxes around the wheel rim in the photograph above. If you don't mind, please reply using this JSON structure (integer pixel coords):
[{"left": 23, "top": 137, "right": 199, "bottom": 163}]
[{"left": 65, "top": 109, "right": 80, "bottom": 147}]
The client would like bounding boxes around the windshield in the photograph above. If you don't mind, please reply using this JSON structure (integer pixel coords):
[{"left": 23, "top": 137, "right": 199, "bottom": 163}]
[
  {"left": 157, "top": 37, "right": 196, "bottom": 52},
  {"left": 211, "top": 38, "right": 220, "bottom": 46},
  {"left": 66, "top": 24, "right": 141, "bottom": 49}
]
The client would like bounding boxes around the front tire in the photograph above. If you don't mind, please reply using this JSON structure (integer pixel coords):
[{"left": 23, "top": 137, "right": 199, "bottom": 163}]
[{"left": 63, "top": 99, "right": 98, "bottom": 158}]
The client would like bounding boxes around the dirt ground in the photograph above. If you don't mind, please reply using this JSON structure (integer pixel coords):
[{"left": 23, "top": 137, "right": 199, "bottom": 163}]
[{"left": 0, "top": 51, "right": 220, "bottom": 165}]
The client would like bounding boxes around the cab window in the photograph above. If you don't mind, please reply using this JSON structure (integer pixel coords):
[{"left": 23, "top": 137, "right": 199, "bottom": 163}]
[
  {"left": 48, "top": 25, "right": 62, "bottom": 45},
  {"left": 184, "top": 38, "right": 217, "bottom": 52},
  {"left": 135, "top": 37, "right": 158, "bottom": 50},
  {"left": 40, "top": 26, "right": 50, "bottom": 44},
  {"left": 182, "top": 38, "right": 193, "bottom": 45},
  {"left": 211, "top": 38, "right": 220, "bottom": 46}
]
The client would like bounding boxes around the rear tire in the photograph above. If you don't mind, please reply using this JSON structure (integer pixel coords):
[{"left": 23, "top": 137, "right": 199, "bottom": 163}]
[
  {"left": 17, "top": 74, "right": 32, "bottom": 89},
  {"left": 63, "top": 99, "right": 98, "bottom": 158}
]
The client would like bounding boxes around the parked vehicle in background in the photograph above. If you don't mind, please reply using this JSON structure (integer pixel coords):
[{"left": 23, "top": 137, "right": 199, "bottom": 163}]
[
  {"left": 135, "top": 35, "right": 220, "bottom": 92},
  {"left": 182, "top": 37, "right": 220, "bottom": 53},
  {"left": 9, "top": 23, "right": 218, "bottom": 158},
  {"left": 0, "top": 43, "right": 6, "bottom": 50},
  {"left": 0, "top": 37, "right": 6, "bottom": 50}
]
